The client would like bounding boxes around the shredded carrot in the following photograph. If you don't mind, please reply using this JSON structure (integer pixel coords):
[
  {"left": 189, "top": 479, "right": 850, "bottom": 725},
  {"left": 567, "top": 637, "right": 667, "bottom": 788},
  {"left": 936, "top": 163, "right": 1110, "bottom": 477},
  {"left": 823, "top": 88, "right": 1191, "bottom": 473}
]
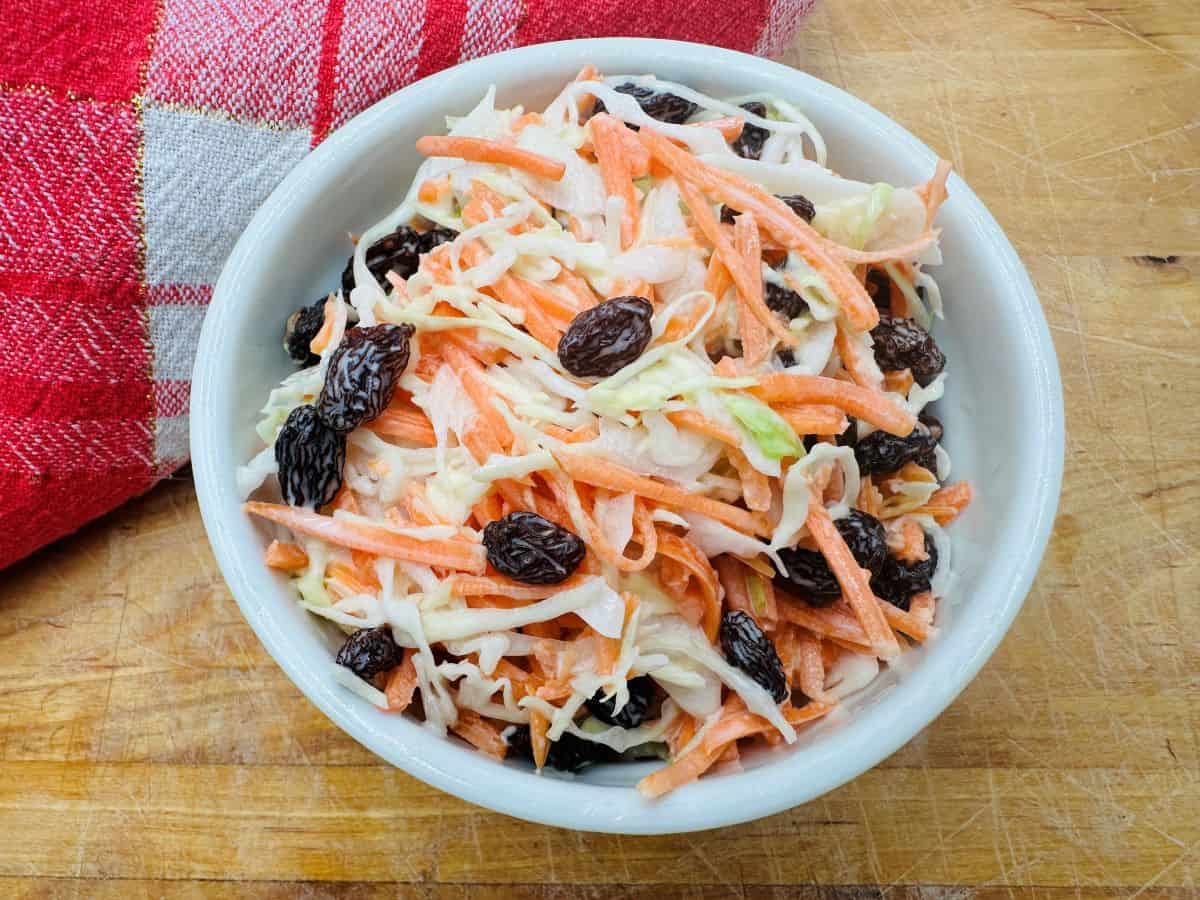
[
  {"left": 656, "top": 530, "right": 722, "bottom": 642},
  {"left": 552, "top": 267, "right": 600, "bottom": 309},
  {"left": 512, "top": 111, "right": 544, "bottom": 134},
  {"left": 731, "top": 210, "right": 775, "bottom": 365},
  {"left": 727, "top": 445, "right": 771, "bottom": 512},
  {"left": 856, "top": 474, "right": 883, "bottom": 517},
  {"left": 909, "top": 591, "right": 936, "bottom": 626},
  {"left": 686, "top": 116, "right": 744, "bottom": 142},
  {"left": 882, "top": 368, "right": 915, "bottom": 394},
  {"left": 309, "top": 296, "right": 337, "bottom": 355},
  {"left": 834, "top": 320, "right": 884, "bottom": 391},
  {"left": 637, "top": 698, "right": 833, "bottom": 797},
  {"left": 451, "top": 709, "right": 508, "bottom": 759},
  {"left": 676, "top": 177, "right": 796, "bottom": 348},
  {"left": 449, "top": 573, "right": 591, "bottom": 601},
  {"left": 917, "top": 158, "right": 953, "bottom": 230},
  {"left": 912, "top": 481, "right": 973, "bottom": 525},
  {"left": 529, "top": 709, "right": 551, "bottom": 769},
  {"left": 384, "top": 650, "right": 419, "bottom": 712},
  {"left": 750, "top": 373, "right": 915, "bottom": 436},
  {"left": 245, "top": 502, "right": 486, "bottom": 573},
  {"left": 555, "top": 449, "right": 768, "bottom": 536},
  {"left": 415, "top": 135, "right": 566, "bottom": 181},
  {"left": 589, "top": 114, "right": 640, "bottom": 250},
  {"left": 664, "top": 409, "right": 740, "bottom": 445},
  {"left": 874, "top": 595, "right": 931, "bottom": 642},
  {"left": 367, "top": 405, "right": 437, "bottom": 446},
  {"left": 417, "top": 176, "right": 451, "bottom": 204},
  {"left": 438, "top": 339, "right": 515, "bottom": 450},
  {"left": 774, "top": 403, "right": 850, "bottom": 437},
  {"left": 795, "top": 631, "right": 828, "bottom": 702},
  {"left": 265, "top": 540, "right": 309, "bottom": 572},
  {"left": 805, "top": 499, "right": 900, "bottom": 659},
  {"left": 638, "top": 128, "right": 880, "bottom": 331},
  {"left": 890, "top": 517, "right": 929, "bottom": 562}
]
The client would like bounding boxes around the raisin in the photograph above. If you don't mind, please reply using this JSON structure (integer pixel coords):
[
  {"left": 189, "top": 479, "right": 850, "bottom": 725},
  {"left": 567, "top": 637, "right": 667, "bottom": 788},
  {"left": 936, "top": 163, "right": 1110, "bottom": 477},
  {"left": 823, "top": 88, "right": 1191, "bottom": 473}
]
[
  {"left": 777, "top": 348, "right": 797, "bottom": 368},
  {"left": 872, "top": 534, "right": 938, "bottom": 611},
  {"left": 341, "top": 224, "right": 457, "bottom": 293},
  {"left": 774, "top": 511, "right": 888, "bottom": 604},
  {"left": 586, "top": 676, "right": 654, "bottom": 728},
  {"left": 865, "top": 269, "right": 892, "bottom": 311},
  {"left": 283, "top": 299, "right": 327, "bottom": 366},
  {"left": 557, "top": 296, "right": 653, "bottom": 378},
  {"left": 719, "top": 611, "right": 788, "bottom": 702},
  {"left": 594, "top": 83, "right": 698, "bottom": 125},
  {"left": 482, "top": 512, "right": 586, "bottom": 585},
  {"left": 335, "top": 625, "right": 403, "bottom": 681},
  {"left": 506, "top": 725, "right": 618, "bottom": 772},
  {"left": 721, "top": 192, "right": 815, "bottom": 226},
  {"left": 853, "top": 421, "right": 938, "bottom": 476},
  {"left": 317, "top": 324, "right": 414, "bottom": 433},
  {"left": 870, "top": 315, "right": 946, "bottom": 387},
  {"left": 274, "top": 404, "right": 346, "bottom": 508},
  {"left": 765, "top": 280, "right": 807, "bottom": 320},
  {"left": 915, "top": 413, "right": 943, "bottom": 472},
  {"left": 417, "top": 226, "right": 457, "bottom": 255},
  {"left": 732, "top": 101, "right": 769, "bottom": 160}
]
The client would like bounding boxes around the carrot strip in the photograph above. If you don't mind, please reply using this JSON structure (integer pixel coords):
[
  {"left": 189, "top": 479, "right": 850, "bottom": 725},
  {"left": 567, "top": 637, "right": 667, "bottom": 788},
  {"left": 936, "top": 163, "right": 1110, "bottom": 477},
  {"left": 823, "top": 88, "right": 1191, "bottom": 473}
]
[
  {"left": 555, "top": 449, "right": 768, "bottom": 536},
  {"left": 686, "top": 116, "right": 744, "bottom": 142},
  {"left": 665, "top": 409, "right": 740, "bottom": 445},
  {"left": 795, "top": 631, "right": 828, "bottom": 702},
  {"left": 309, "top": 297, "right": 337, "bottom": 354},
  {"left": 590, "top": 114, "right": 640, "bottom": 250},
  {"left": 656, "top": 530, "right": 722, "bottom": 642},
  {"left": 638, "top": 128, "right": 879, "bottom": 331},
  {"left": 245, "top": 502, "right": 486, "bottom": 573},
  {"left": 512, "top": 111, "right": 544, "bottom": 134},
  {"left": 806, "top": 500, "right": 899, "bottom": 659},
  {"left": 676, "top": 177, "right": 795, "bottom": 348},
  {"left": 856, "top": 474, "right": 883, "bottom": 517},
  {"left": 909, "top": 591, "right": 936, "bottom": 626},
  {"left": 834, "top": 320, "right": 883, "bottom": 391},
  {"left": 731, "top": 210, "right": 774, "bottom": 365},
  {"left": 912, "top": 481, "right": 973, "bottom": 525},
  {"left": 552, "top": 268, "right": 600, "bottom": 310},
  {"left": 917, "top": 158, "right": 953, "bottom": 230},
  {"left": 384, "top": 650, "right": 419, "bottom": 712},
  {"left": 451, "top": 709, "right": 508, "bottom": 759},
  {"left": 727, "top": 445, "right": 771, "bottom": 512},
  {"left": 876, "top": 596, "right": 931, "bottom": 642},
  {"left": 882, "top": 368, "right": 915, "bottom": 394},
  {"left": 529, "top": 709, "right": 551, "bottom": 769},
  {"left": 265, "top": 539, "right": 309, "bottom": 573},
  {"left": 415, "top": 135, "right": 566, "bottom": 181},
  {"left": 517, "top": 277, "right": 583, "bottom": 323},
  {"left": 367, "top": 406, "right": 437, "bottom": 446},
  {"left": 774, "top": 404, "right": 849, "bottom": 437},
  {"left": 417, "top": 176, "right": 451, "bottom": 204},
  {"left": 890, "top": 517, "right": 929, "bottom": 562},
  {"left": 439, "top": 340, "right": 515, "bottom": 450},
  {"left": 750, "top": 373, "right": 915, "bottom": 436},
  {"left": 448, "top": 573, "right": 591, "bottom": 601}
]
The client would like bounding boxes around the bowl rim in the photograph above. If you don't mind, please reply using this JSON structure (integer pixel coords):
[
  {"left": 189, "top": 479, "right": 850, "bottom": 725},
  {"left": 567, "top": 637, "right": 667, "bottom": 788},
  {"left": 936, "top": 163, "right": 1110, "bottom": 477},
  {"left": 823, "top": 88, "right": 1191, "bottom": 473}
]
[{"left": 192, "top": 36, "right": 1064, "bottom": 834}]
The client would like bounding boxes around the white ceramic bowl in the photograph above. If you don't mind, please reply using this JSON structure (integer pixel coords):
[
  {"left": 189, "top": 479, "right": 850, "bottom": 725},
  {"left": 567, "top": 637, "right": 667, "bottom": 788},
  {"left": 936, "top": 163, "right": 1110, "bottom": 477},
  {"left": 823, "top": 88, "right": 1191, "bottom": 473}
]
[{"left": 192, "top": 38, "right": 1063, "bottom": 834}]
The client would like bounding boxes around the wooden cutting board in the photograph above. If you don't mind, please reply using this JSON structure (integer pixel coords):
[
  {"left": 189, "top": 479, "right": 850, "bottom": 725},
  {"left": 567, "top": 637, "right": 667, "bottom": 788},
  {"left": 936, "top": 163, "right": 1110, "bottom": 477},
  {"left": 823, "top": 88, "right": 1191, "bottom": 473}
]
[{"left": 1, "top": 1, "right": 1197, "bottom": 896}]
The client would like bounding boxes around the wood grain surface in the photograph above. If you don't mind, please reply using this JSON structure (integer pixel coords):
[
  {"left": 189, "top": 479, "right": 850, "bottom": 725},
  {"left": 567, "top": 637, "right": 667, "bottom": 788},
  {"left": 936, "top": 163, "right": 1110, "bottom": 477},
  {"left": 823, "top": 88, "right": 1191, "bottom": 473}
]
[{"left": 3, "top": 1, "right": 1198, "bottom": 896}]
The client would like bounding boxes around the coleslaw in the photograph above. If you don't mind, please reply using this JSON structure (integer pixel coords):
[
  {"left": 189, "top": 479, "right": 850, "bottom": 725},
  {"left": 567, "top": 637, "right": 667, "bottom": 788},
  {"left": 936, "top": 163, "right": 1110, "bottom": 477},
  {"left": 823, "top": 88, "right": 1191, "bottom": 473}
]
[{"left": 240, "top": 69, "right": 971, "bottom": 798}]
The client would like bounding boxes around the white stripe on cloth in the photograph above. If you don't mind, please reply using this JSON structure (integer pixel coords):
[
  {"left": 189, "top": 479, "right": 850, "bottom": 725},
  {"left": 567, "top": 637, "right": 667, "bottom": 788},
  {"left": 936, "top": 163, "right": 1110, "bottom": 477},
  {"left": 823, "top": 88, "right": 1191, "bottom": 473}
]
[{"left": 459, "top": 0, "right": 521, "bottom": 62}]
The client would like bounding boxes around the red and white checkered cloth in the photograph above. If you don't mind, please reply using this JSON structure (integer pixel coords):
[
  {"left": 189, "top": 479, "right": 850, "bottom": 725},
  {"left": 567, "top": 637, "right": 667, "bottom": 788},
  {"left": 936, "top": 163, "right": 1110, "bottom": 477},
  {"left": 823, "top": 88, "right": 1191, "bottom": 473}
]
[{"left": 0, "top": 0, "right": 815, "bottom": 569}]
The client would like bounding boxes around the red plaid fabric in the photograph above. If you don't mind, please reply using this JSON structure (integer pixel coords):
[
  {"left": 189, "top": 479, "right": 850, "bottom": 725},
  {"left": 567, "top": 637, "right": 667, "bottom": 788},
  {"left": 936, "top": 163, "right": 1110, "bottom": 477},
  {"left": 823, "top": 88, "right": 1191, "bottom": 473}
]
[{"left": 0, "top": 0, "right": 815, "bottom": 569}]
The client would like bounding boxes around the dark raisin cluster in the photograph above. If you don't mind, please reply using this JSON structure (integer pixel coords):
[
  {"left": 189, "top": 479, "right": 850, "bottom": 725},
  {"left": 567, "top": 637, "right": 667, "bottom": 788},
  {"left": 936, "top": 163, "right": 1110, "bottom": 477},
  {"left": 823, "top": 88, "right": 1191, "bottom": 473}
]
[
  {"left": 593, "top": 83, "right": 699, "bottom": 126},
  {"left": 870, "top": 315, "right": 946, "bottom": 386},
  {"left": 586, "top": 676, "right": 655, "bottom": 729},
  {"left": 506, "top": 725, "right": 618, "bottom": 772},
  {"left": 774, "top": 510, "right": 888, "bottom": 605}
]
